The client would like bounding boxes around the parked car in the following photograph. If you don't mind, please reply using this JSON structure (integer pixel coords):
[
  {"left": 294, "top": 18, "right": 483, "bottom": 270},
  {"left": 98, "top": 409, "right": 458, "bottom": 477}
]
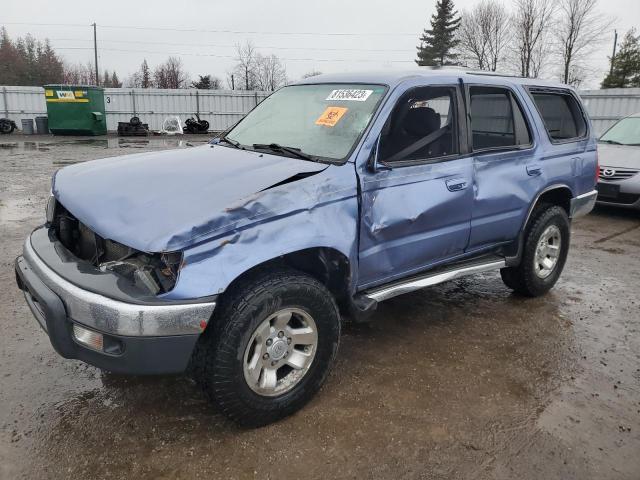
[
  {"left": 596, "top": 113, "right": 640, "bottom": 210},
  {"left": 15, "top": 70, "right": 598, "bottom": 426}
]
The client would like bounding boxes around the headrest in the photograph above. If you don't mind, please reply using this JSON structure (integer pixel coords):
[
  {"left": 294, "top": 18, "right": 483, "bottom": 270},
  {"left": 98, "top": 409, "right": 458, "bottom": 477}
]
[{"left": 403, "top": 107, "right": 441, "bottom": 137}]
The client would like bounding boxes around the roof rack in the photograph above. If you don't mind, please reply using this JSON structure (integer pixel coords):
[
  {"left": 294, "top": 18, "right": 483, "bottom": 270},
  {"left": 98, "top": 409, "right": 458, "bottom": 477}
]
[{"left": 464, "top": 70, "right": 529, "bottom": 79}]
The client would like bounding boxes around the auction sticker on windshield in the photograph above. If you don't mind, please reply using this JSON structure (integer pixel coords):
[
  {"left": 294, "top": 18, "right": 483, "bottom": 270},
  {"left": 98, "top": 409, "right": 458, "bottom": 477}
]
[
  {"left": 326, "top": 89, "right": 373, "bottom": 102},
  {"left": 316, "top": 107, "right": 348, "bottom": 127}
]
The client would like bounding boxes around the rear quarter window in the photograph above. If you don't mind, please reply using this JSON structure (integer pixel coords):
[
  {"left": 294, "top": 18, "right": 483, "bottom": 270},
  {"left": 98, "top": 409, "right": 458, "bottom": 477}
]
[{"left": 529, "top": 89, "right": 587, "bottom": 142}]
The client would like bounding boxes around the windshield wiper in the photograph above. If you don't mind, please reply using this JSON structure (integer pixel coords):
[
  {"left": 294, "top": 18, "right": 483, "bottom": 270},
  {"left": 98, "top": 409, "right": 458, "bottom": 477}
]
[
  {"left": 252, "top": 143, "right": 318, "bottom": 162},
  {"left": 600, "top": 139, "right": 623, "bottom": 145},
  {"left": 218, "top": 136, "right": 244, "bottom": 149}
]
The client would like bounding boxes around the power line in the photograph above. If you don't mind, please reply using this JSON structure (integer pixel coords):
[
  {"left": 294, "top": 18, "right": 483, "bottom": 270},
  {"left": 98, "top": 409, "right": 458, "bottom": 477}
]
[
  {"left": 3, "top": 21, "right": 417, "bottom": 37},
  {"left": 55, "top": 46, "right": 414, "bottom": 63},
  {"left": 48, "top": 37, "right": 412, "bottom": 54}
]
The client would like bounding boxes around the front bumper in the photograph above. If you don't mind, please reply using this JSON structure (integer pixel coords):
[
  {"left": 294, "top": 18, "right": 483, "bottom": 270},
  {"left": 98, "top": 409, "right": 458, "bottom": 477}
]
[
  {"left": 596, "top": 183, "right": 640, "bottom": 210},
  {"left": 15, "top": 230, "right": 216, "bottom": 374},
  {"left": 570, "top": 189, "right": 598, "bottom": 218}
]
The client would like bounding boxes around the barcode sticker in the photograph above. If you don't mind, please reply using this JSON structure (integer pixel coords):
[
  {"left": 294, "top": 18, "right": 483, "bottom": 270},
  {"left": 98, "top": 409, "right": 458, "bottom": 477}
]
[{"left": 326, "top": 89, "right": 373, "bottom": 102}]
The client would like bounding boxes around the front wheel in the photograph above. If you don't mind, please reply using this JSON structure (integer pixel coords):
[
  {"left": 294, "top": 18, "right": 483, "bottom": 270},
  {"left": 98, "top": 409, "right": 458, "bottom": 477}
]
[
  {"left": 501, "top": 204, "right": 570, "bottom": 297},
  {"left": 191, "top": 268, "right": 341, "bottom": 427}
]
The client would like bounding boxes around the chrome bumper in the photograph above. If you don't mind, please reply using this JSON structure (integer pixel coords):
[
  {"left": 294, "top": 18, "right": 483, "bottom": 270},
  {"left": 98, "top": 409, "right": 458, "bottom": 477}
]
[
  {"left": 570, "top": 190, "right": 597, "bottom": 218},
  {"left": 22, "top": 236, "right": 216, "bottom": 337}
]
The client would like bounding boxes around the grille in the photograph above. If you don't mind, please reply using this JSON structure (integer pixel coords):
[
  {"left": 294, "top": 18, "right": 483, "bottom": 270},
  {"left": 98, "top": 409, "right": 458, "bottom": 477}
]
[
  {"left": 53, "top": 204, "right": 135, "bottom": 264},
  {"left": 598, "top": 166, "right": 639, "bottom": 181},
  {"left": 51, "top": 202, "right": 181, "bottom": 294}
]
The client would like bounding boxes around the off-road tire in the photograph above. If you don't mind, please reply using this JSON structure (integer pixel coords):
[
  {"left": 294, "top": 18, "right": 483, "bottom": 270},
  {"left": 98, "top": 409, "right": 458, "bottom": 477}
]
[
  {"left": 191, "top": 268, "right": 341, "bottom": 427},
  {"left": 500, "top": 204, "right": 570, "bottom": 297}
]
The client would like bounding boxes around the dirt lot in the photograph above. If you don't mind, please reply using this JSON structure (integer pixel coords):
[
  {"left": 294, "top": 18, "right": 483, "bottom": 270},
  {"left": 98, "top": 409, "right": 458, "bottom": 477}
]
[{"left": 1, "top": 135, "right": 639, "bottom": 480}]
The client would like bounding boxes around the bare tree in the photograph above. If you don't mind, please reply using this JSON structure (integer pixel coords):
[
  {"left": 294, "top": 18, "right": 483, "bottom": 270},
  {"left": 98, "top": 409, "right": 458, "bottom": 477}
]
[
  {"left": 254, "top": 54, "right": 287, "bottom": 91},
  {"left": 458, "top": 6, "right": 490, "bottom": 70},
  {"left": 511, "top": 0, "right": 555, "bottom": 77},
  {"left": 230, "top": 41, "right": 259, "bottom": 90},
  {"left": 153, "top": 57, "right": 189, "bottom": 89},
  {"left": 62, "top": 62, "right": 96, "bottom": 85},
  {"left": 459, "top": 1, "right": 510, "bottom": 71},
  {"left": 554, "top": 0, "right": 611, "bottom": 85}
]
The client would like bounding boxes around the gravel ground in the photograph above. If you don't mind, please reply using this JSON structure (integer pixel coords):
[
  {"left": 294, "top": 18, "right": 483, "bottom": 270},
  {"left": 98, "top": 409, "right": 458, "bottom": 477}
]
[{"left": 1, "top": 135, "right": 639, "bottom": 480}]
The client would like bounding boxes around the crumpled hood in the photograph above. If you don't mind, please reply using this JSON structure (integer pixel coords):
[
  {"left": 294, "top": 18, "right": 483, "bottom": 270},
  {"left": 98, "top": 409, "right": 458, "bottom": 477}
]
[
  {"left": 598, "top": 143, "right": 640, "bottom": 169},
  {"left": 53, "top": 144, "right": 327, "bottom": 252}
]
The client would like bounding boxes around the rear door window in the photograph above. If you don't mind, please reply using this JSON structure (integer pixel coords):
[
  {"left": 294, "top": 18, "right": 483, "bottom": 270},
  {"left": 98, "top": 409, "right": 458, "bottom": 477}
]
[
  {"left": 469, "top": 86, "right": 531, "bottom": 151},
  {"left": 529, "top": 90, "right": 587, "bottom": 142}
]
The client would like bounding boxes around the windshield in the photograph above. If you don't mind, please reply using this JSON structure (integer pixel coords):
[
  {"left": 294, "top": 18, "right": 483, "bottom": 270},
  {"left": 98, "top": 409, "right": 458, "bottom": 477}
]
[
  {"left": 225, "top": 83, "right": 387, "bottom": 161},
  {"left": 599, "top": 117, "right": 640, "bottom": 145}
]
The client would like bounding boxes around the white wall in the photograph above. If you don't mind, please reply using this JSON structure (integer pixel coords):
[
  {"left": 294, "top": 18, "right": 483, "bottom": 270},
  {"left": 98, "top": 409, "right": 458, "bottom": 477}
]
[{"left": 0, "top": 86, "right": 270, "bottom": 132}]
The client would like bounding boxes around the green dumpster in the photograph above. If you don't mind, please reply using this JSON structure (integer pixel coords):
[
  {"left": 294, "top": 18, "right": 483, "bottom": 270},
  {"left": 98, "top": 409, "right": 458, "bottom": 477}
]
[{"left": 44, "top": 85, "right": 107, "bottom": 135}]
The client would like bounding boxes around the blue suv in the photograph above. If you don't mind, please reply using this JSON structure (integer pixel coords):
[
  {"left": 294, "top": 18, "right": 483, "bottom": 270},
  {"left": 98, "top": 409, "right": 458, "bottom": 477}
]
[{"left": 15, "top": 70, "right": 598, "bottom": 426}]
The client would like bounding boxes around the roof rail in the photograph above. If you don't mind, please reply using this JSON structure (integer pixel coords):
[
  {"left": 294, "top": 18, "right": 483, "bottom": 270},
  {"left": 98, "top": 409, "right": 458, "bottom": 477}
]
[
  {"left": 418, "top": 65, "right": 468, "bottom": 71},
  {"left": 465, "top": 70, "right": 529, "bottom": 79}
]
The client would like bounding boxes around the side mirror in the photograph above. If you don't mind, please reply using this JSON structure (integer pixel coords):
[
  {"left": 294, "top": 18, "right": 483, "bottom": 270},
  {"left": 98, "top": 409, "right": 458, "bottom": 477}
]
[{"left": 367, "top": 135, "right": 392, "bottom": 172}]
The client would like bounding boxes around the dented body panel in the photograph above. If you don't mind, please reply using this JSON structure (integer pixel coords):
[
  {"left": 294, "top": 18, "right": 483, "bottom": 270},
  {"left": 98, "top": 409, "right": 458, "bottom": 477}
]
[
  {"left": 52, "top": 145, "right": 327, "bottom": 252},
  {"left": 166, "top": 163, "right": 359, "bottom": 300}
]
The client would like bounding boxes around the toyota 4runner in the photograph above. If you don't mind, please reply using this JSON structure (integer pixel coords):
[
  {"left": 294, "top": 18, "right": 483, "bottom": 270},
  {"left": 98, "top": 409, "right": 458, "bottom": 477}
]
[{"left": 15, "top": 70, "right": 598, "bottom": 426}]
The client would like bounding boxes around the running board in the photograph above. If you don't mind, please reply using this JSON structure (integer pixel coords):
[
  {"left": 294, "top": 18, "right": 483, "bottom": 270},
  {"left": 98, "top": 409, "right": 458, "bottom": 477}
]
[{"left": 363, "top": 258, "right": 506, "bottom": 303}]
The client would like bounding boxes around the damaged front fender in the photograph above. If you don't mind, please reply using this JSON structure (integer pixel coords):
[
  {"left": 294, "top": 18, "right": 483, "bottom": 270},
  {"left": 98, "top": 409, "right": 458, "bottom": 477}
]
[{"left": 163, "top": 162, "right": 360, "bottom": 300}]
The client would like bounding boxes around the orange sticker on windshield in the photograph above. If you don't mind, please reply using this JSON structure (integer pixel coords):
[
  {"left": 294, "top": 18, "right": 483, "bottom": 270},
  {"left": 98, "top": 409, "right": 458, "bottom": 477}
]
[{"left": 315, "top": 106, "right": 348, "bottom": 127}]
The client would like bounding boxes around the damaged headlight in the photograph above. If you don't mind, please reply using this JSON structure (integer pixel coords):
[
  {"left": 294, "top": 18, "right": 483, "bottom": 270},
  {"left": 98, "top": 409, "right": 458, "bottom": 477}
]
[
  {"left": 49, "top": 200, "right": 182, "bottom": 296},
  {"left": 99, "top": 251, "right": 183, "bottom": 295}
]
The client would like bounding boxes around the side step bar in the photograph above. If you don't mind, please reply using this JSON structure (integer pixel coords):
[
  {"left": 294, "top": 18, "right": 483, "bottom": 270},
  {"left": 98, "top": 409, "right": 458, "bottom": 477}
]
[{"left": 363, "top": 258, "right": 506, "bottom": 303}]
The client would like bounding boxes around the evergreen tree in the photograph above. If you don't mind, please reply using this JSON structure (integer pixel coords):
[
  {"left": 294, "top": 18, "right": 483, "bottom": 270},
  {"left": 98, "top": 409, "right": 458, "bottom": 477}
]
[
  {"left": 0, "top": 29, "right": 64, "bottom": 85},
  {"left": 602, "top": 29, "right": 640, "bottom": 88},
  {"left": 140, "top": 59, "right": 151, "bottom": 88},
  {"left": 416, "top": 0, "right": 461, "bottom": 66},
  {"left": 0, "top": 27, "right": 23, "bottom": 84},
  {"left": 192, "top": 74, "right": 213, "bottom": 89},
  {"left": 110, "top": 71, "right": 122, "bottom": 88},
  {"left": 37, "top": 40, "right": 64, "bottom": 85},
  {"left": 103, "top": 69, "right": 111, "bottom": 87}
]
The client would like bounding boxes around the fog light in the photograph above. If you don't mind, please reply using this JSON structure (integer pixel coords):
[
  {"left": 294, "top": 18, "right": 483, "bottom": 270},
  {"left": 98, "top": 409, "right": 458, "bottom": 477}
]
[{"left": 73, "top": 324, "right": 104, "bottom": 352}]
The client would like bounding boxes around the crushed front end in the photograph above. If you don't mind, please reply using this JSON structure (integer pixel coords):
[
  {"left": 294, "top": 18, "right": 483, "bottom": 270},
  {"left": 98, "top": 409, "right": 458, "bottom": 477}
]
[{"left": 15, "top": 196, "right": 217, "bottom": 374}]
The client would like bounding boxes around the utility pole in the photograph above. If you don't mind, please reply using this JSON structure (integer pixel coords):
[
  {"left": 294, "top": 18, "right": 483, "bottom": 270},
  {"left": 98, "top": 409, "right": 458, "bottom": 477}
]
[
  {"left": 92, "top": 22, "right": 99, "bottom": 86},
  {"left": 609, "top": 30, "right": 618, "bottom": 76}
]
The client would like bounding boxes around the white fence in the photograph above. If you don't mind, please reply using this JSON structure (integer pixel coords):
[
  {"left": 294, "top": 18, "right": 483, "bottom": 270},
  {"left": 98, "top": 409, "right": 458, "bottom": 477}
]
[
  {"left": 2, "top": 85, "right": 640, "bottom": 135},
  {"left": 0, "top": 86, "right": 270, "bottom": 132},
  {"left": 579, "top": 88, "right": 640, "bottom": 135}
]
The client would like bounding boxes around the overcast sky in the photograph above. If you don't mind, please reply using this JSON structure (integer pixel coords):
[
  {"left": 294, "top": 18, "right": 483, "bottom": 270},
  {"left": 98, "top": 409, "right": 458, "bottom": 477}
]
[{"left": 4, "top": 0, "right": 639, "bottom": 89}]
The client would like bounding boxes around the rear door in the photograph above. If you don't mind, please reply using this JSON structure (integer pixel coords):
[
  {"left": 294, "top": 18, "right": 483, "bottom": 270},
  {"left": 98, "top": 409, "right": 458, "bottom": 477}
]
[
  {"left": 466, "top": 85, "right": 541, "bottom": 252},
  {"left": 357, "top": 84, "right": 474, "bottom": 288}
]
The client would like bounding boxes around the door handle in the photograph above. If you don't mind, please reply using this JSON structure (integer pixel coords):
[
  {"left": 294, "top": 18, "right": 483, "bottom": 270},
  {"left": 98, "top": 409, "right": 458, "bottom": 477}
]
[
  {"left": 446, "top": 178, "right": 468, "bottom": 192},
  {"left": 527, "top": 164, "right": 542, "bottom": 176}
]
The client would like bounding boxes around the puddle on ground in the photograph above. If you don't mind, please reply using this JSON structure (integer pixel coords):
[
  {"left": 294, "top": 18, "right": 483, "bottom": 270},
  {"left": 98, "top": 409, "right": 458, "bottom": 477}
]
[{"left": 0, "top": 136, "right": 210, "bottom": 159}]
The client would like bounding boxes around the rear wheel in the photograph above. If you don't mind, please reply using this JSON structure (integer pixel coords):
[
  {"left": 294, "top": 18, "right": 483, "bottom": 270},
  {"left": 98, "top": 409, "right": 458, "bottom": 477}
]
[
  {"left": 501, "top": 204, "right": 570, "bottom": 297},
  {"left": 191, "top": 268, "right": 340, "bottom": 427}
]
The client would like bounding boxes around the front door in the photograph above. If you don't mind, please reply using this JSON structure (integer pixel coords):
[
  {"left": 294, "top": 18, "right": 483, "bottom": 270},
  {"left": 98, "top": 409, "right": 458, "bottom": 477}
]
[{"left": 358, "top": 85, "right": 474, "bottom": 289}]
